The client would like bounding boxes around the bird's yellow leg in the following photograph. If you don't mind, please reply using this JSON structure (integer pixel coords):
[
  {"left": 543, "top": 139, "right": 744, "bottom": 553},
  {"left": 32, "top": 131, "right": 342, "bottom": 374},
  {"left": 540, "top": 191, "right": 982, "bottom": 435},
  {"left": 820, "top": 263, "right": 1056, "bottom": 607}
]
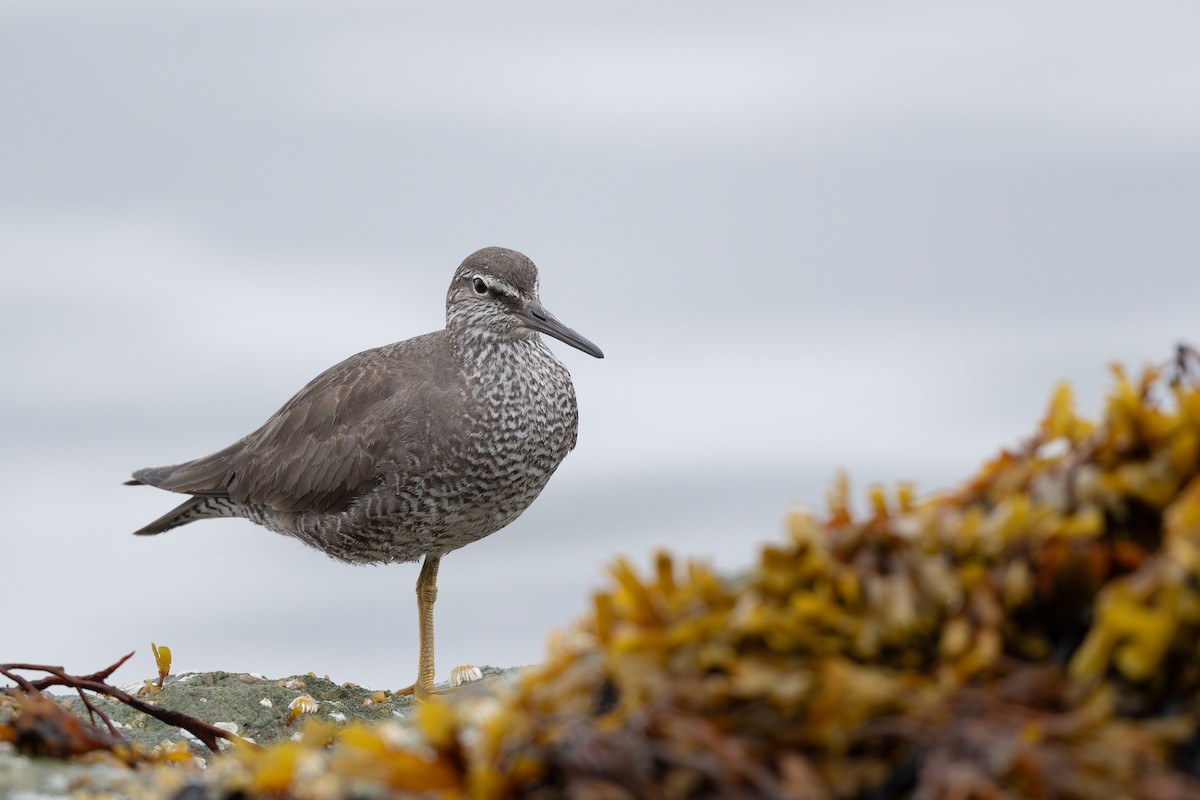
[
  {"left": 396, "top": 554, "right": 440, "bottom": 699},
  {"left": 395, "top": 555, "right": 483, "bottom": 698},
  {"left": 414, "top": 553, "right": 440, "bottom": 700}
]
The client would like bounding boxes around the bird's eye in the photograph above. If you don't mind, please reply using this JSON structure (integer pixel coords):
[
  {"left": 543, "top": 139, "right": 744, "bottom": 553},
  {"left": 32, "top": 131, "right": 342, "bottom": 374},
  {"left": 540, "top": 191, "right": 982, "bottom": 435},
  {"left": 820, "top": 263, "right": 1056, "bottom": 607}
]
[{"left": 472, "top": 277, "right": 488, "bottom": 295}]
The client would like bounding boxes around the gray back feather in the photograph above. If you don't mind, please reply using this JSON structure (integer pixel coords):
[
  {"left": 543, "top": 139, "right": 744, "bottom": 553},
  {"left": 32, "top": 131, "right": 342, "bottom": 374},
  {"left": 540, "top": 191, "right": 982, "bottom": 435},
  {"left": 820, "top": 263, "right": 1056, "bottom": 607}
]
[{"left": 135, "top": 331, "right": 464, "bottom": 514}]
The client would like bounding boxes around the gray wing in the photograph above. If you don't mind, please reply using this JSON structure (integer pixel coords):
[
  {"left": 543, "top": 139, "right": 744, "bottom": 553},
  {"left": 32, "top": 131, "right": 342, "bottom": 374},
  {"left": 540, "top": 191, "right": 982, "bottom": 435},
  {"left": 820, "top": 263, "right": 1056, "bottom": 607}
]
[{"left": 131, "top": 332, "right": 461, "bottom": 514}]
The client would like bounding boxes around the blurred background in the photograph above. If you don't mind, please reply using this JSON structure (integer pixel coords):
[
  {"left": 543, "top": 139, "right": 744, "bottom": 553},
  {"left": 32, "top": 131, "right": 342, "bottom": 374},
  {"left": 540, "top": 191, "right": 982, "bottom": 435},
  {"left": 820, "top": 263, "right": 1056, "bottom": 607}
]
[{"left": 2, "top": 1, "right": 1197, "bottom": 691}]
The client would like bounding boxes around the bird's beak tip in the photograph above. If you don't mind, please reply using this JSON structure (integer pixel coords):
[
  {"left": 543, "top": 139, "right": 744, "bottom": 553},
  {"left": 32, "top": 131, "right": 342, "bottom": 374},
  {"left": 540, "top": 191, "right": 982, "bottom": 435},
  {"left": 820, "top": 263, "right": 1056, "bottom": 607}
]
[{"left": 515, "top": 303, "right": 604, "bottom": 360}]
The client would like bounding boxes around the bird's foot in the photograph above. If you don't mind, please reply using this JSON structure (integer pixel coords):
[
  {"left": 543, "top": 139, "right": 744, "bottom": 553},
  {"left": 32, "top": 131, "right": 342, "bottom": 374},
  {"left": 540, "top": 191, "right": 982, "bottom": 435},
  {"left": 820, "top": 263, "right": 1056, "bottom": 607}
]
[{"left": 395, "top": 664, "right": 483, "bottom": 700}]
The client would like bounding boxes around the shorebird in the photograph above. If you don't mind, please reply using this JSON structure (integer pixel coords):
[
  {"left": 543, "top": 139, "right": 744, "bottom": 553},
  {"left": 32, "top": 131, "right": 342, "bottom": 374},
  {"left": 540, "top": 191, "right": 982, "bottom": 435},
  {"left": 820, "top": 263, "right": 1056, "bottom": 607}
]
[{"left": 127, "top": 247, "right": 603, "bottom": 698}]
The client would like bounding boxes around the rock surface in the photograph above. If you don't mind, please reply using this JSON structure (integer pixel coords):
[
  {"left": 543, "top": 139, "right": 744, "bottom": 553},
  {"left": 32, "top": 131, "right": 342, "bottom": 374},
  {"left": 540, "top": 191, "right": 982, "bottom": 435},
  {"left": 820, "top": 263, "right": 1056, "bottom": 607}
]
[{"left": 0, "top": 666, "right": 515, "bottom": 798}]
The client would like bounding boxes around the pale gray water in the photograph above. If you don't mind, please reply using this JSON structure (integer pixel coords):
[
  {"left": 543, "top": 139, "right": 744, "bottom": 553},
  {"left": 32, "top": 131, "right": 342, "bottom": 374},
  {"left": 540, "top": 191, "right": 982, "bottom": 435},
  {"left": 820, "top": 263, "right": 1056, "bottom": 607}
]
[{"left": 2, "top": 0, "right": 1198, "bottom": 691}]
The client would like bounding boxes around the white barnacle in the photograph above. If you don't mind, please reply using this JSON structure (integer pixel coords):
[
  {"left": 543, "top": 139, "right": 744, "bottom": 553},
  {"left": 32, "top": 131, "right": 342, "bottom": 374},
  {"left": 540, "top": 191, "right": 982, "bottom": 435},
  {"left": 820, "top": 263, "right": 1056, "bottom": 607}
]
[
  {"left": 287, "top": 693, "right": 319, "bottom": 725},
  {"left": 289, "top": 694, "right": 318, "bottom": 713},
  {"left": 259, "top": 698, "right": 273, "bottom": 708},
  {"left": 449, "top": 664, "right": 483, "bottom": 687}
]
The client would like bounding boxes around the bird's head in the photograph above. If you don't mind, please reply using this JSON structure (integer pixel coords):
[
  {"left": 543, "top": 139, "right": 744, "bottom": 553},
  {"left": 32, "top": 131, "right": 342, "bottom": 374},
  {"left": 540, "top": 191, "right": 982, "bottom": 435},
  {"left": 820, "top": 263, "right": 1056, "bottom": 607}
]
[{"left": 446, "top": 247, "right": 604, "bottom": 358}]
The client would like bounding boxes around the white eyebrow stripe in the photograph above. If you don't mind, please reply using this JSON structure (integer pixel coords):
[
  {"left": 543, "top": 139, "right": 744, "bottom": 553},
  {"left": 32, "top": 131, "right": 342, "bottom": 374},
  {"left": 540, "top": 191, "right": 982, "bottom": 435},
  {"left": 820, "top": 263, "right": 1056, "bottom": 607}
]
[{"left": 480, "top": 277, "right": 519, "bottom": 298}]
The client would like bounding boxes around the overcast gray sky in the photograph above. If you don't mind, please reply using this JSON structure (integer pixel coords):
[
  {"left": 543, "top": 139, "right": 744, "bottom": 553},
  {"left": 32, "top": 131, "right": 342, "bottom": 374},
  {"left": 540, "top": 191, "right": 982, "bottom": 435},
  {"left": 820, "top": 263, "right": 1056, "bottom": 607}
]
[{"left": 2, "top": 1, "right": 1198, "bottom": 691}]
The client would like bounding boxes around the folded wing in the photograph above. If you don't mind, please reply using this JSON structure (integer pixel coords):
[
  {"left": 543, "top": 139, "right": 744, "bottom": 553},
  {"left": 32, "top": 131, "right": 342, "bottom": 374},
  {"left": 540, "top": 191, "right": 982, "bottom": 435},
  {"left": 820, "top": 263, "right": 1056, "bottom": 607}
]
[{"left": 131, "top": 335, "right": 457, "bottom": 515}]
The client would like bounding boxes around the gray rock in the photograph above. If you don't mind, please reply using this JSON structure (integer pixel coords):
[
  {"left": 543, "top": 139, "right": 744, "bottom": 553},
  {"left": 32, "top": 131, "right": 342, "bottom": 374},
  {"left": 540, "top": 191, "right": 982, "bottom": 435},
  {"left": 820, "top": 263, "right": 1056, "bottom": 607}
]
[{"left": 1, "top": 666, "right": 517, "bottom": 799}]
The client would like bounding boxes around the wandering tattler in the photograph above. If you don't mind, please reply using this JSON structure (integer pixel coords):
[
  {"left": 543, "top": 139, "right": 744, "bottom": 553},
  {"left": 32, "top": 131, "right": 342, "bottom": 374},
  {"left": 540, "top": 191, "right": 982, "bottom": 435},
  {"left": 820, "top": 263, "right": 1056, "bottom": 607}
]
[{"left": 126, "top": 247, "right": 603, "bottom": 698}]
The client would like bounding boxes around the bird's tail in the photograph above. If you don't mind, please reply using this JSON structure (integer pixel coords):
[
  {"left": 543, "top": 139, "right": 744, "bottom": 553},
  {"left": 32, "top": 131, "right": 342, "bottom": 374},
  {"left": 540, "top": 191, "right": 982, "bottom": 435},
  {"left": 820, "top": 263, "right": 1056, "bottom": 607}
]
[
  {"left": 125, "top": 462, "right": 187, "bottom": 489},
  {"left": 130, "top": 495, "right": 241, "bottom": 536}
]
